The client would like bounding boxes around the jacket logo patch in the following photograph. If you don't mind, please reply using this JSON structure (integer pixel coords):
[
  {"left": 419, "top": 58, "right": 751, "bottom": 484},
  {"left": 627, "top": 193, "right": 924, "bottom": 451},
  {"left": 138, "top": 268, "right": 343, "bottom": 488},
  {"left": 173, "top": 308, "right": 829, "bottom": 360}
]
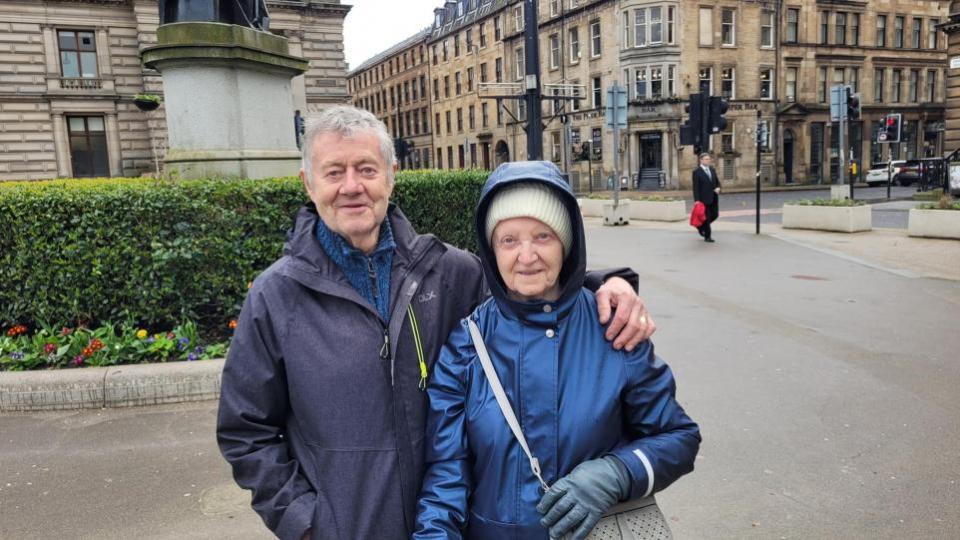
[{"left": 418, "top": 290, "right": 437, "bottom": 303}]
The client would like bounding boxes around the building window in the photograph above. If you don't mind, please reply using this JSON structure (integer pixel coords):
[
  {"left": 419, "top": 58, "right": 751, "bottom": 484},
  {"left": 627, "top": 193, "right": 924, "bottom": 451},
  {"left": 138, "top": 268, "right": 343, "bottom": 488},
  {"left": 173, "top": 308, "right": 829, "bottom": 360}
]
[
  {"left": 650, "top": 7, "right": 663, "bottom": 44},
  {"left": 876, "top": 15, "right": 887, "bottom": 47},
  {"left": 851, "top": 13, "right": 860, "bottom": 46},
  {"left": 569, "top": 27, "right": 580, "bottom": 63},
  {"left": 835, "top": 12, "right": 846, "bottom": 45},
  {"left": 466, "top": 28, "right": 473, "bottom": 50},
  {"left": 67, "top": 116, "right": 109, "bottom": 177},
  {"left": 818, "top": 67, "right": 827, "bottom": 103},
  {"left": 433, "top": 78, "right": 439, "bottom": 101},
  {"left": 667, "top": 65, "right": 676, "bottom": 97},
  {"left": 623, "top": 69, "right": 630, "bottom": 100},
  {"left": 667, "top": 7, "right": 675, "bottom": 44},
  {"left": 435, "top": 112, "right": 441, "bottom": 134},
  {"left": 699, "top": 7, "right": 713, "bottom": 47},
  {"left": 447, "top": 146, "right": 453, "bottom": 170},
  {"left": 436, "top": 148, "right": 443, "bottom": 169},
  {"left": 550, "top": 0, "right": 560, "bottom": 17},
  {"left": 894, "top": 16, "right": 904, "bottom": 48},
  {"left": 848, "top": 67, "right": 859, "bottom": 93},
  {"left": 515, "top": 47, "right": 524, "bottom": 80},
  {"left": 518, "top": 99, "right": 526, "bottom": 121},
  {"left": 721, "top": 9, "right": 735, "bottom": 46},
  {"left": 650, "top": 66, "right": 662, "bottom": 99},
  {"left": 929, "top": 19, "right": 939, "bottom": 49},
  {"left": 760, "top": 69, "right": 773, "bottom": 99},
  {"left": 482, "top": 102, "right": 489, "bottom": 127},
  {"left": 720, "top": 67, "right": 734, "bottom": 99},
  {"left": 442, "top": 40, "right": 448, "bottom": 61},
  {"left": 444, "top": 75, "right": 450, "bottom": 98},
  {"left": 549, "top": 34, "right": 560, "bottom": 69},
  {"left": 635, "top": 68, "right": 646, "bottom": 100},
  {"left": 909, "top": 69, "right": 919, "bottom": 102},
  {"left": 927, "top": 70, "right": 936, "bottom": 101},
  {"left": 495, "top": 57, "right": 503, "bottom": 82},
  {"left": 514, "top": 5, "right": 523, "bottom": 32},
  {"left": 786, "top": 67, "right": 797, "bottom": 102},
  {"left": 892, "top": 69, "right": 902, "bottom": 102},
  {"left": 468, "top": 105, "right": 475, "bottom": 130},
  {"left": 833, "top": 67, "right": 844, "bottom": 91},
  {"left": 467, "top": 67, "right": 474, "bottom": 92},
  {"left": 497, "top": 100, "right": 504, "bottom": 124},
  {"left": 551, "top": 131, "right": 561, "bottom": 162},
  {"left": 494, "top": 16, "right": 502, "bottom": 41},
  {"left": 570, "top": 0, "right": 579, "bottom": 8},
  {"left": 912, "top": 18, "right": 922, "bottom": 48},
  {"left": 454, "top": 33, "right": 461, "bottom": 56},
  {"left": 479, "top": 22, "right": 486, "bottom": 47},
  {"left": 456, "top": 107, "right": 463, "bottom": 132},
  {"left": 455, "top": 72, "right": 462, "bottom": 95},
  {"left": 432, "top": 45, "right": 438, "bottom": 65},
  {"left": 820, "top": 11, "right": 829, "bottom": 44},
  {"left": 786, "top": 9, "right": 799, "bottom": 43},
  {"left": 875, "top": 68, "right": 885, "bottom": 103},
  {"left": 720, "top": 122, "right": 734, "bottom": 154},
  {"left": 699, "top": 66, "right": 712, "bottom": 94},
  {"left": 480, "top": 63, "right": 488, "bottom": 83},
  {"left": 634, "top": 9, "right": 645, "bottom": 47},
  {"left": 761, "top": 11, "right": 774, "bottom": 48},
  {"left": 590, "top": 20, "right": 601, "bottom": 57},
  {"left": 58, "top": 30, "right": 98, "bottom": 78},
  {"left": 571, "top": 79, "right": 581, "bottom": 111},
  {"left": 445, "top": 110, "right": 452, "bottom": 133},
  {"left": 592, "top": 76, "right": 602, "bottom": 108}
]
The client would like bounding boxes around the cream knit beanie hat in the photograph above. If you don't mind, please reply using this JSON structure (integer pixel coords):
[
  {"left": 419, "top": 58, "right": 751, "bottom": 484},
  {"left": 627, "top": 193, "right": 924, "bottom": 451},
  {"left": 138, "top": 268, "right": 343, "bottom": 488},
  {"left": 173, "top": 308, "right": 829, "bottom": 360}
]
[{"left": 485, "top": 182, "right": 573, "bottom": 255}]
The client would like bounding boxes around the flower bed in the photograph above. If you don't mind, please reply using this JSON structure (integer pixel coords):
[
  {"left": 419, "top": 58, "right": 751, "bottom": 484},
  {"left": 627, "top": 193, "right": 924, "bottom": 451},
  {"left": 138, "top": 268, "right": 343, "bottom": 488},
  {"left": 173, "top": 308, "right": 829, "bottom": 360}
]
[{"left": 0, "top": 320, "right": 229, "bottom": 371}]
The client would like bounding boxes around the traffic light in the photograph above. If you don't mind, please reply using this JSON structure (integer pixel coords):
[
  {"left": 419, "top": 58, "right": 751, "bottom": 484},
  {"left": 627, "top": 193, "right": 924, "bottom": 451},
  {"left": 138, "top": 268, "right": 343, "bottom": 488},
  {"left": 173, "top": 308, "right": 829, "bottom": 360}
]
[
  {"left": 845, "top": 86, "right": 861, "bottom": 121},
  {"left": 707, "top": 96, "right": 728, "bottom": 134},
  {"left": 877, "top": 114, "right": 902, "bottom": 143},
  {"left": 681, "top": 93, "right": 705, "bottom": 149}
]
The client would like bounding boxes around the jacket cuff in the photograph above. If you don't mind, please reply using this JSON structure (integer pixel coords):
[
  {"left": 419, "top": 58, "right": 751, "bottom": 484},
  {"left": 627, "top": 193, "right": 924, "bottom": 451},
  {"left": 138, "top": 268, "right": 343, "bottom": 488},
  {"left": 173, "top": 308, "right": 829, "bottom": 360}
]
[
  {"left": 583, "top": 267, "right": 639, "bottom": 293},
  {"left": 609, "top": 446, "right": 654, "bottom": 500},
  {"left": 275, "top": 491, "right": 317, "bottom": 540}
]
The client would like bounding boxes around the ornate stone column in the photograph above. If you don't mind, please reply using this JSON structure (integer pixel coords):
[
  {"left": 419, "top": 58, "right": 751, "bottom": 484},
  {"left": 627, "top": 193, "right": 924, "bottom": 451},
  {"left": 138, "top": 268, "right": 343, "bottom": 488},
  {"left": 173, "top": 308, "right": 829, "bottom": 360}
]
[{"left": 939, "top": 3, "right": 960, "bottom": 153}]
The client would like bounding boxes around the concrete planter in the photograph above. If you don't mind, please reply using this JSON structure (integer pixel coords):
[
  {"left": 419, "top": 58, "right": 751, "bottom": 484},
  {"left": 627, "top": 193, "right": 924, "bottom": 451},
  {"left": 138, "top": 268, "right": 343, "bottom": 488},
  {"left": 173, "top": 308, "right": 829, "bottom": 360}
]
[
  {"left": 908, "top": 208, "right": 960, "bottom": 239},
  {"left": 578, "top": 198, "right": 605, "bottom": 217},
  {"left": 603, "top": 200, "right": 630, "bottom": 226},
  {"left": 782, "top": 203, "right": 872, "bottom": 233},
  {"left": 629, "top": 200, "right": 687, "bottom": 222}
]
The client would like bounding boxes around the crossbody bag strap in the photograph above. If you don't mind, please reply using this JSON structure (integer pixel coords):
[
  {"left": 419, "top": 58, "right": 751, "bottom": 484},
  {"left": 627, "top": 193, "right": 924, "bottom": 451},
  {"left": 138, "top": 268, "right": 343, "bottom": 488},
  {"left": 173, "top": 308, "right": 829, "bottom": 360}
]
[{"left": 467, "top": 318, "right": 550, "bottom": 492}]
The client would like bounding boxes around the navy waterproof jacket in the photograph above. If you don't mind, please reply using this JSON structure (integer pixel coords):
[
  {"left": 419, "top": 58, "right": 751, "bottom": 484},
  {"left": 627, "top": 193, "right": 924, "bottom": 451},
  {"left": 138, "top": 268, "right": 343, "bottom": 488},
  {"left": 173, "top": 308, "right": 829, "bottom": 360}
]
[{"left": 414, "top": 161, "right": 701, "bottom": 539}]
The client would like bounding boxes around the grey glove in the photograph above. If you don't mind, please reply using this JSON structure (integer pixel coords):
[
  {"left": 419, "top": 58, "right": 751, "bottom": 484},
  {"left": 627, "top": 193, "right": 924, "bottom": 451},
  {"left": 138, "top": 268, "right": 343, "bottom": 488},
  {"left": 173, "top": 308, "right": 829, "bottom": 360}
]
[{"left": 536, "top": 456, "right": 631, "bottom": 540}]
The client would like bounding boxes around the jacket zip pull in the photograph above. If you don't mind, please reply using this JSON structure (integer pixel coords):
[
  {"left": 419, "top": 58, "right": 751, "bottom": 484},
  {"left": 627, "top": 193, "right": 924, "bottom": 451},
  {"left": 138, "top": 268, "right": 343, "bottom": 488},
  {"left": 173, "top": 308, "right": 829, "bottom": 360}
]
[{"left": 380, "top": 327, "right": 390, "bottom": 360}]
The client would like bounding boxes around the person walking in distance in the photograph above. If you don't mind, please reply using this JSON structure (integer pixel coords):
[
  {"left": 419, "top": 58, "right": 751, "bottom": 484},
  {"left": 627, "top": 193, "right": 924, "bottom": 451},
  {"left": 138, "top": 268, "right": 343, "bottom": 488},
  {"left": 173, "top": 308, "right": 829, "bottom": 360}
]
[{"left": 692, "top": 152, "right": 721, "bottom": 243}]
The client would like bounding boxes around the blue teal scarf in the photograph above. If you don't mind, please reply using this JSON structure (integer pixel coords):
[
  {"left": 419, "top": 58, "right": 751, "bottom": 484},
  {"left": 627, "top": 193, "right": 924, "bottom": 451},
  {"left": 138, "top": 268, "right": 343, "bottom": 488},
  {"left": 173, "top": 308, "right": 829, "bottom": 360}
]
[{"left": 315, "top": 216, "right": 395, "bottom": 321}]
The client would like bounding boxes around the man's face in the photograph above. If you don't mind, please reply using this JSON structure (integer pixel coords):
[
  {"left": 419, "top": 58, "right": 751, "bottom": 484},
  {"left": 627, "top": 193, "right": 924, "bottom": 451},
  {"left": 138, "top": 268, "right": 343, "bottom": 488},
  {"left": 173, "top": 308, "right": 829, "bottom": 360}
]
[
  {"left": 301, "top": 132, "right": 395, "bottom": 253},
  {"left": 700, "top": 155, "right": 713, "bottom": 168}
]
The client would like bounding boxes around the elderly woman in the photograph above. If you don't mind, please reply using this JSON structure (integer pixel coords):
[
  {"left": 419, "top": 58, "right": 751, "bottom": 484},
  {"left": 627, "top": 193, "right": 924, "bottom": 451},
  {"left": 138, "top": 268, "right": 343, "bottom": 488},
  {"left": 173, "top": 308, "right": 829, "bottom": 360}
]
[{"left": 413, "top": 161, "right": 701, "bottom": 540}]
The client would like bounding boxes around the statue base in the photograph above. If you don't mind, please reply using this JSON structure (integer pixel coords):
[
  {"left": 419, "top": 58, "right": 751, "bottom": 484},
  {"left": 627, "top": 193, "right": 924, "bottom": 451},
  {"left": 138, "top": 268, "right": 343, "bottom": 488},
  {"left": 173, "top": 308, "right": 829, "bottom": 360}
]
[{"left": 142, "top": 22, "right": 309, "bottom": 179}]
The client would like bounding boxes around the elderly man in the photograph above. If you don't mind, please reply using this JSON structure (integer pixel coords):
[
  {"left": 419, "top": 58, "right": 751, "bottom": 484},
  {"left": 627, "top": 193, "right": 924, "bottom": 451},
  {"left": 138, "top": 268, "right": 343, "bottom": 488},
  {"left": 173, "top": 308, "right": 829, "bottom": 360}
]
[{"left": 217, "top": 106, "right": 655, "bottom": 540}]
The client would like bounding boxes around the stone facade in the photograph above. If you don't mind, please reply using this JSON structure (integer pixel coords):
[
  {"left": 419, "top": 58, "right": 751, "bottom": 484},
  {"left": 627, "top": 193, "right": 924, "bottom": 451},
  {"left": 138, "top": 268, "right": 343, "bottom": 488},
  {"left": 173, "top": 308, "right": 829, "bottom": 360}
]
[
  {"left": 347, "top": 28, "right": 434, "bottom": 170},
  {"left": 937, "top": 1, "right": 960, "bottom": 154},
  {"left": 779, "top": 0, "right": 950, "bottom": 184},
  {"left": 0, "top": 0, "right": 349, "bottom": 181},
  {"left": 346, "top": 0, "right": 953, "bottom": 191}
]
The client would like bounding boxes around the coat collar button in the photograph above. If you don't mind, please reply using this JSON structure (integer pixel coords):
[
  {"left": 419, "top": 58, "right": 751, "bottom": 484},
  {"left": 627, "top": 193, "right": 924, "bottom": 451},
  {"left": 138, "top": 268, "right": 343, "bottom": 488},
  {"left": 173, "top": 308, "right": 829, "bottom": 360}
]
[{"left": 545, "top": 329, "right": 556, "bottom": 338}]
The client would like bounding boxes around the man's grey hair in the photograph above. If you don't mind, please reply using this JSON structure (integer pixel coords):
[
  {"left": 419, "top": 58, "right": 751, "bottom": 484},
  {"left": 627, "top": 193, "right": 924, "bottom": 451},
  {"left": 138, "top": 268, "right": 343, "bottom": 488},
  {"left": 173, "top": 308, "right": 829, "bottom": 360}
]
[
  {"left": 698, "top": 152, "right": 712, "bottom": 160},
  {"left": 301, "top": 105, "right": 397, "bottom": 184}
]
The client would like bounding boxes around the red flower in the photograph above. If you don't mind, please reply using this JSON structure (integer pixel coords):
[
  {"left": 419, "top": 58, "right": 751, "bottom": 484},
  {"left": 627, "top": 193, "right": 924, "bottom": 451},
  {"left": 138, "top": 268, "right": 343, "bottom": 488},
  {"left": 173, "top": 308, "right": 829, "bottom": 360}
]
[
  {"left": 44, "top": 343, "right": 57, "bottom": 354},
  {"left": 228, "top": 319, "right": 238, "bottom": 330},
  {"left": 166, "top": 332, "right": 175, "bottom": 339},
  {"left": 6, "top": 324, "right": 27, "bottom": 337},
  {"left": 61, "top": 327, "right": 72, "bottom": 336}
]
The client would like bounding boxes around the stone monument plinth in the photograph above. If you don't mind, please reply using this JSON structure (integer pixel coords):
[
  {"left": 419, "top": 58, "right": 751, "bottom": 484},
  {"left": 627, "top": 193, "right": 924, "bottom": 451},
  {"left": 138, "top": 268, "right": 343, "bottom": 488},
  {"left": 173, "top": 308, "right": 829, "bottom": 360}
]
[{"left": 142, "top": 22, "right": 308, "bottom": 179}]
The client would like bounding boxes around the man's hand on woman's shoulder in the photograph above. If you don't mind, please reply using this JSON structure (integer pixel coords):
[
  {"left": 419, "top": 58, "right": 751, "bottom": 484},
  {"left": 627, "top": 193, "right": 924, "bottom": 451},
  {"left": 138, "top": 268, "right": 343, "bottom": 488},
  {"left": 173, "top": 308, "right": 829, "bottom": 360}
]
[{"left": 595, "top": 277, "right": 656, "bottom": 352}]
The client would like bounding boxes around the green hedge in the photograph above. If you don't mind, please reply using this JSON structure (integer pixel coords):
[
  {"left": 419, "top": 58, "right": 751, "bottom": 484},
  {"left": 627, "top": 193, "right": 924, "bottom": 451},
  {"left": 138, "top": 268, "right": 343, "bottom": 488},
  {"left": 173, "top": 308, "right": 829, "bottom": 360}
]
[{"left": 0, "top": 170, "right": 487, "bottom": 338}]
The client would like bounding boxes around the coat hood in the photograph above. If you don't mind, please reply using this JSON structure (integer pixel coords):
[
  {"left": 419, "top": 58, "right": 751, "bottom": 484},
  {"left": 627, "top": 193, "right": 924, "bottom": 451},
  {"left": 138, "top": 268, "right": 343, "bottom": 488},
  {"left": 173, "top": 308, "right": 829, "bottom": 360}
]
[{"left": 475, "top": 161, "right": 585, "bottom": 319}]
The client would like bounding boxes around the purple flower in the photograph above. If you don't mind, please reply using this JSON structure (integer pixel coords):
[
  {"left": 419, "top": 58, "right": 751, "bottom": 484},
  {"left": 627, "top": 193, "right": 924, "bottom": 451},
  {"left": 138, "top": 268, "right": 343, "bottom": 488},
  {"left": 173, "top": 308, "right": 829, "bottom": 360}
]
[
  {"left": 73, "top": 355, "right": 84, "bottom": 366},
  {"left": 177, "top": 337, "right": 190, "bottom": 350},
  {"left": 187, "top": 353, "right": 198, "bottom": 361},
  {"left": 194, "top": 346, "right": 205, "bottom": 355},
  {"left": 10, "top": 351, "right": 24, "bottom": 361}
]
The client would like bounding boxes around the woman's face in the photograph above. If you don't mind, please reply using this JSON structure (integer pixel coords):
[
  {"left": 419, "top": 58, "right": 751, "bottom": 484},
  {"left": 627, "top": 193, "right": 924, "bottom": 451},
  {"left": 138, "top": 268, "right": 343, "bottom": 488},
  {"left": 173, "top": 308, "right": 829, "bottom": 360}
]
[{"left": 491, "top": 217, "right": 564, "bottom": 302}]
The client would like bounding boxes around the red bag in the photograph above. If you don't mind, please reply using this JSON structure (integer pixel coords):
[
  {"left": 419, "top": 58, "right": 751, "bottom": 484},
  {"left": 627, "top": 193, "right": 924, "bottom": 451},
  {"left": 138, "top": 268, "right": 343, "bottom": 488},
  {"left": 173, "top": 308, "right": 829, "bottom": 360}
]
[{"left": 690, "top": 201, "right": 706, "bottom": 228}]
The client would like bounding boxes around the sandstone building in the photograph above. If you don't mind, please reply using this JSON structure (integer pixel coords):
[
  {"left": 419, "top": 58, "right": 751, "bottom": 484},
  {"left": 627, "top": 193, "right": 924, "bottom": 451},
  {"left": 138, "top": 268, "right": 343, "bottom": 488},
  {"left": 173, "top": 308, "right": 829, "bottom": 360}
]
[{"left": 0, "top": 0, "right": 350, "bottom": 181}]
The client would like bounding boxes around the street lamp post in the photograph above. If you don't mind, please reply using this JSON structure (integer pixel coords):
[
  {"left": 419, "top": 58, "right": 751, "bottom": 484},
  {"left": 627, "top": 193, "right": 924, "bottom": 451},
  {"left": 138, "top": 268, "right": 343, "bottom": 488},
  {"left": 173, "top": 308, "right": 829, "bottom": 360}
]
[{"left": 523, "top": 0, "right": 543, "bottom": 160}]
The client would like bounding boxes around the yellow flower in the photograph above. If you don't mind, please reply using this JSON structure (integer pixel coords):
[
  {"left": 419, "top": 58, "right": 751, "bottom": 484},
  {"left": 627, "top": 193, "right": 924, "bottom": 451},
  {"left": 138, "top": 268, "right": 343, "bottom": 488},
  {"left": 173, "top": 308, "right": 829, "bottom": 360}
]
[{"left": 136, "top": 329, "right": 148, "bottom": 339}]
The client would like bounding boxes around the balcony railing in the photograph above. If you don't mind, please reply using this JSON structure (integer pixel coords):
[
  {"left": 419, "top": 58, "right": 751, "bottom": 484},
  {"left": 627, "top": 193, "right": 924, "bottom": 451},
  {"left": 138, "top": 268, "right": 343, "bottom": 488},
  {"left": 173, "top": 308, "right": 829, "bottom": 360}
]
[{"left": 59, "top": 77, "right": 103, "bottom": 90}]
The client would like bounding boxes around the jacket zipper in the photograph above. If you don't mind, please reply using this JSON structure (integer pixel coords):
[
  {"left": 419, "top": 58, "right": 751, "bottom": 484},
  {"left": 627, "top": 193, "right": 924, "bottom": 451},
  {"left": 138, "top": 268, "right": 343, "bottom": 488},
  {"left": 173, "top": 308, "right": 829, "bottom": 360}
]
[{"left": 369, "top": 257, "right": 391, "bottom": 363}]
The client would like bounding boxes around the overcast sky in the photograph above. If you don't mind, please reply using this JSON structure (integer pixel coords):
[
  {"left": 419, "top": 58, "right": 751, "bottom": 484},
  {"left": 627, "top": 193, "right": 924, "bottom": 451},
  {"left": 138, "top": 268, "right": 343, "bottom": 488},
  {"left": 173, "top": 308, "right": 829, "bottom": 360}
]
[{"left": 343, "top": 0, "right": 442, "bottom": 71}]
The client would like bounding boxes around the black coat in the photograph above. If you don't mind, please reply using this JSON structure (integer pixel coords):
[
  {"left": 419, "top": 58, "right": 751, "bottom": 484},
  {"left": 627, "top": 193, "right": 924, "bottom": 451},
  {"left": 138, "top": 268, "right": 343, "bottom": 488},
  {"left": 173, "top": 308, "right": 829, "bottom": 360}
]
[{"left": 693, "top": 166, "right": 721, "bottom": 205}]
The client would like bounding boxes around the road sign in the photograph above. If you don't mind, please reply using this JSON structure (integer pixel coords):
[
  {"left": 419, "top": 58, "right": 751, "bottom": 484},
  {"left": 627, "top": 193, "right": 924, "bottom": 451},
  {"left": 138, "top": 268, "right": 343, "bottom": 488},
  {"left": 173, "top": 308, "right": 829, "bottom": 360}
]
[
  {"left": 605, "top": 84, "right": 627, "bottom": 129},
  {"left": 830, "top": 85, "right": 845, "bottom": 122}
]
